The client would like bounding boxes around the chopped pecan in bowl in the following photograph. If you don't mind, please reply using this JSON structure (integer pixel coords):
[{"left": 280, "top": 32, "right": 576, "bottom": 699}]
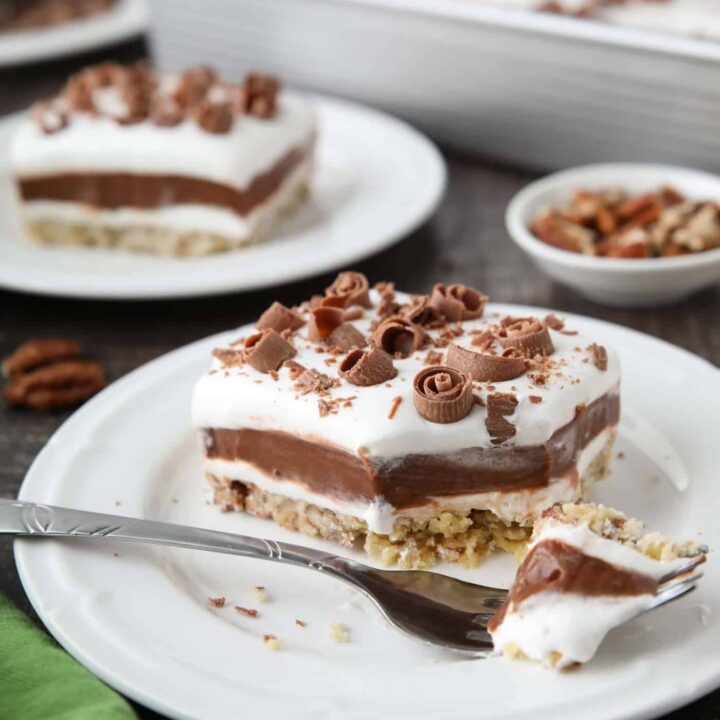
[{"left": 530, "top": 185, "right": 720, "bottom": 259}]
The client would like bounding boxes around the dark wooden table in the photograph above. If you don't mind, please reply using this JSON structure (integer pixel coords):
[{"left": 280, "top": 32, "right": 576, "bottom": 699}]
[{"left": 1, "top": 36, "right": 718, "bottom": 720}]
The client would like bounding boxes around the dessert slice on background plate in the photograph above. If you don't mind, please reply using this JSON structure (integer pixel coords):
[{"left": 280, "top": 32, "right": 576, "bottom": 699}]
[
  {"left": 9, "top": 61, "right": 315, "bottom": 255},
  {"left": 193, "top": 271, "right": 620, "bottom": 568},
  {"left": 488, "top": 502, "right": 707, "bottom": 669}
]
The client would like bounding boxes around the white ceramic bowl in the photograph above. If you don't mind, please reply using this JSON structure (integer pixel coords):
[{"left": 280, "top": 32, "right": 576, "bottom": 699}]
[{"left": 506, "top": 163, "right": 720, "bottom": 307}]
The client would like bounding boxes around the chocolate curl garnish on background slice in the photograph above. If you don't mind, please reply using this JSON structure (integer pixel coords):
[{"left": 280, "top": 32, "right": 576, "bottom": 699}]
[
  {"left": 327, "top": 323, "right": 367, "bottom": 352},
  {"left": 243, "top": 330, "right": 296, "bottom": 373},
  {"left": 256, "top": 301, "right": 305, "bottom": 333},
  {"left": 401, "top": 295, "right": 446, "bottom": 329},
  {"left": 446, "top": 343, "right": 526, "bottom": 383},
  {"left": 588, "top": 343, "right": 608, "bottom": 371},
  {"left": 195, "top": 100, "right": 234, "bottom": 134},
  {"left": 486, "top": 392, "right": 518, "bottom": 444},
  {"left": 325, "top": 272, "right": 371, "bottom": 309},
  {"left": 413, "top": 365, "right": 474, "bottom": 424},
  {"left": 174, "top": 65, "right": 217, "bottom": 108},
  {"left": 373, "top": 316, "right": 425, "bottom": 358},
  {"left": 497, "top": 317, "right": 554, "bottom": 358},
  {"left": 428, "top": 283, "right": 488, "bottom": 322},
  {"left": 32, "top": 101, "right": 69, "bottom": 135},
  {"left": 307, "top": 306, "right": 344, "bottom": 342},
  {"left": 339, "top": 345, "right": 396, "bottom": 387}
]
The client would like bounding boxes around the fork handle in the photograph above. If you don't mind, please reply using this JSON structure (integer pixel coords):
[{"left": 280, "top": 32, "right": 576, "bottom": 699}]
[{"left": 1, "top": 498, "right": 352, "bottom": 576}]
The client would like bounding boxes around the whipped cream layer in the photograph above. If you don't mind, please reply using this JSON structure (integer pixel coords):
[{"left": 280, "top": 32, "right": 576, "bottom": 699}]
[
  {"left": 489, "top": 521, "right": 688, "bottom": 668},
  {"left": 193, "top": 291, "right": 620, "bottom": 457},
  {"left": 10, "top": 90, "right": 315, "bottom": 190}
]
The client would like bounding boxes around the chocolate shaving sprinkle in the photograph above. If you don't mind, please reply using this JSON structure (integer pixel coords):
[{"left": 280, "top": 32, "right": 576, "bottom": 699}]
[
  {"left": 529, "top": 395, "right": 543, "bottom": 404},
  {"left": 339, "top": 345, "right": 396, "bottom": 387},
  {"left": 256, "top": 301, "right": 305, "bottom": 333},
  {"left": 497, "top": 316, "right": 554, "bottom": 358},
  {"left": 373, "top": 316, "right": 425, "bottom": 358},
  {"left": 208, "top": 596, "right": 226, "bottom": 608},
  {"left": 327, "top": 323, "right": 367, "bottom": 352},
  {"left": 428, "top": 283, "right": 488, "bottom": 322},
  {"left": 486, "top": 392, "right": 518, "bottom": 445},
  {"left": 424, "top": 350, "right": 443, "bottom": 366},
  {"left": 307, "top": 306, "right": 344, "bottom": 341},
  {"left": 234, "top": 606, "right": 259, "bottom": 618},
  {"left": 588, "top": 343, "right": 608, "bottom": 371},
  {"left": 243, "top": 330, "right": 296, "bottom": 373},
  {"left": 324, "top": 271, "right": 372, "bottom": 309},
  {"left": 212, "top": 348, "right": 245, "bottom": 368},
  {"left": 284, "top": 360, "right": 306, "bottom": 381},
  {"left": 413, "top": 365, "right": 474, "bottom": 424},
  {"left": 318, "top": 398, "right": 334, "bottom": 417},
  {"left": 294, "top": 368, "right": 339, "bottom": 395},
  {"left": 544, "top": 314, "right": 565, "bottom": 332},
  {"left": 446, "top": 342, "right": 526, "bottom": 383},
  {"left": 388, "top": 395, "right": 403, "bottom": 420},
  {"left": 375, "top": 282, "right": 400, "bottom": 320}
]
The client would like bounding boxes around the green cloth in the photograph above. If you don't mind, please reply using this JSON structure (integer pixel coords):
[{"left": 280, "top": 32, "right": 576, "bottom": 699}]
[{"left": 0, "top": 593, "right": 137, "bottom": 720}]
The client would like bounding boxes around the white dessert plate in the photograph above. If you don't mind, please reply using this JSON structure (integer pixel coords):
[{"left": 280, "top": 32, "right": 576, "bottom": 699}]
[
  {"left": 15, "top": 305, "right": 720, "bottom": 720},
  {"left": 0, "top": 0, "right": 148, "bottom": 67},
  {"left": 0, "top": 95, "right": 445, "bottom": 300}
]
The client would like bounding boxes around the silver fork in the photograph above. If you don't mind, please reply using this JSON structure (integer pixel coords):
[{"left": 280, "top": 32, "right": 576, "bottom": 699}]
[{"left": 1, "top": 499, "right": 704, "bottom": 656}]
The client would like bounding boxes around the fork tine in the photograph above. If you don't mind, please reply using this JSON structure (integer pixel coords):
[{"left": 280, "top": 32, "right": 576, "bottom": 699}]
[
  {"left": 651, "top": 575, "right": 701, "bottom": 609},
  {"left": 471, "top": 612, "right": 495, "bottom": 625},
  {"left": 658, "top": 572, "right": 703, "bottom": 594},
  {"left": 659, "top": 556, "right": 706, "bottom": 585},
  {"left": 465, "top": 629, "right": 493, "bottom": 643},
  {"left": 481, "top": 597, "right": 505, "bottom": 608}
]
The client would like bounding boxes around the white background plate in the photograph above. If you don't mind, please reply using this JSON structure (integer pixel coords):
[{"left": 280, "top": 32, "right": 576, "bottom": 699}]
[
  {"left": 15, "top": 305, "right": 720, "bottom": 720},
  {"left": 0, "top": 96, "right": 445, "bottom": 299},
  {"left": 0, "top": 0, "right": 148, "bottom": 67}
]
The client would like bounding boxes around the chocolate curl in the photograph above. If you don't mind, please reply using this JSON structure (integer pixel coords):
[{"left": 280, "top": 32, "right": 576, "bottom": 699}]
[
  {"left": 174, "top": 65, "right": 217, "bottom": 108},
  {"left": 497, "top": 317, "right": 554, "bottom": 358},
  {"left": 446, "top": 343, "right": 526, "bottom": 383},
  {"left": 325, "top": 272, "right": 371, "bottom": 308},
  {"left": 428, "top": 283, "right": 488, "bottom": 322},
  {"left": 327, "top": 323, "right": 367, "bottom": 352},
  {"left": 243, "top": 330, "right": 296, "bottom": 373},
  {"left": 256, "top": 301, "right": 305, "bottom": 333},
  {"left": 339, "top": 345, "right": 396, "bottom": 387},
  {"left": 151, "top": 96, "right": 183, "bottom": 127},
  {"left": 32, "top": 101, "right": 69, "bottom": 135},
  {"left": 486, "top": 392, "right": 518, "bottom": 444},
  {"left": 402, "top": 295, "right": 446, "bottom": 328},
  {"left": 196, "top": 100, "right": 234, "bottom": 134},
  {"left": 373, "top": 316, "right": 425, "bottom": 358},
  {"left": 413, "top": 365, "right": 474, "bottom": 424},
  {"left": 307, "top": 306, "right": 344, "bottom": 341}
]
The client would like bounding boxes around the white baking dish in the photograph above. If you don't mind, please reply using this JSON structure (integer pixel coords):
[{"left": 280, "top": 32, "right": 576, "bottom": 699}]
[{"left": 148, "top": 0, "right": 720, "bottom": 171}]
